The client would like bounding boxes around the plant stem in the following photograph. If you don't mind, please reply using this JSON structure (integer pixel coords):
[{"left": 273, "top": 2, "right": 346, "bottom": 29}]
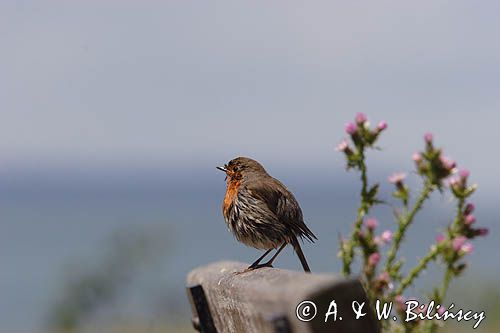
[
  {"left": 342, "top": 151, "right": 369, "bottom": 276},
  {"left": 385, "top": 182, "right": 434, "bottom": 272},
  {"left": 426, "top": 265, "right": 453, "bottom": 333},
  {"left": 450, "top": 198, "right": 465, "bottom": 236},
  {"left": 425, "top": 197, "right": 465, "bottom": 333},
  {"left": 436, "top": 197, "right": 465, "bottom": 303},
  {"left": 439, "top": 266, "right": 453, "bottom": 301},
  {"left": 391, "top": 245, "right": 439, "bottom": 297},
  {"left": 359, "top": 152, "right": 368, "bottom": 198}
]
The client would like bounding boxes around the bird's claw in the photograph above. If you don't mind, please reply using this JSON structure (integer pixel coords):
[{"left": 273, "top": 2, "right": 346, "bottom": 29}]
[
  {"left": 252, "top": 262, "right": 274, "bottom": 269},
  {"left": 233, "top": 262, "right": 274, "bottom": 275}
]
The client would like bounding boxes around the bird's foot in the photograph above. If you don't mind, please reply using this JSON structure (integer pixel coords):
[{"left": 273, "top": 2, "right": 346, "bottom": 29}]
[
  {"left": 249, "top": 262, "right": 274, "bottom": 270},
  {"left": 234, "top": 262, "right": 274, "bottom": 275}
]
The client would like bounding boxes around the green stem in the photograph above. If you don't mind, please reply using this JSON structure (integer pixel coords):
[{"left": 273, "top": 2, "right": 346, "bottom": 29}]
[
  {"left": 426, "top": 197, "right": 466, "bottom": 333},
  {"left": 342, "top": 151, "right": 369, "bottom": 276},
  {"left": 450, "top": 198, "right": 465, "bottom": 237},
  {"left": 391, "top": 246, "right": 439, "bottom": 297},
  {"left": 426, "top": 265, "right": 453, "bottom": 333},
  {"left": 359, "top": 153, "right": 368, "bottom": 198},
  {"left": 440, "top": 266, "right": 453, "bottom": 301},
  {"left": 436, "top": 197, "right": 465, "bottom": 303},
  {"left": 385, "top": 182, "right": 434, "bottom": 272}
]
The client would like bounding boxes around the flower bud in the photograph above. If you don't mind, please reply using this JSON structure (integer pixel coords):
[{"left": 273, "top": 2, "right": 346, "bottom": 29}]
[
  {"left": 388, "top": 172, "right": 406, "bottom": 185},
  {"left": 365, "top": 218, "right": 379, "bottom": 231},
  {"left": 377, "top": 121, "right": 387, "bottom": 132},
  {"left": 464, "top": 214, "right": 476, "bottom": 225},
  {"left": 381, "top": 230, "right": 393, "bottom": 243},
  {"left": 424, "top": 132, "right": 433, "bottom": 144},
  {"left": 345, "top": 122, "right": 357, "bottom": 135},
  {"left": 448, "top": 177, "right": 459, "bottom": 187},
  {"left": 412, "top": 152, "right": 422, "bottom": 163},
  {"left": 461, "top": 242, "right": 474, "bottom": 254},
  {"left": 435, "top": 234, "right": 445, "bottom": 243},
  {"left": 452, "top": 236, "right": 467, "bottom": 251},
  {"left": 394, "top": 295, "right": 406, "bottom": 312},
  {"left": 439, "top": 156, "right": 456, "bottom": 171},
  {"left": 355, "top": 112, "right": 367, "bottom": 125},
  {"left": 377, "top": 271, "right": 390, "bottom": 283},
  {"left": 437, "top": 305, "right": 446, "bottom": 316},
  {"left": 368, "top": 252, "right": 381, "bottom": 266},
  {"left": 335, "top": 139, "right": 348, "bottom": 152},
  {"left": 478, "top": 228, "right": 489, "bottom": 236},
  {"left": 459, "top": 169, "right": 470, "bottom": 180},
  {"left": 464, "top": 203, "right": 475, "bottom": 215}
]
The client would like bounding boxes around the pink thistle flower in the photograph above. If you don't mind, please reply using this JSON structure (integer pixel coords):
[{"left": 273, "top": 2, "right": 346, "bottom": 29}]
[
  {"left": 345, "top": 122, "right": 357, "bottom": 135},
  {"left": 378, "top": 271, "right": 390, "bottom": 281},
  {"left": 464, "top": 203, "right": 475, "bottom": 215},
  {"left": 368, "top": 252, "right": 381, "bottom": 266},
  {"left": 355, "top": 112, "right": 367, "bottom": 125},
  {"left": 437, "top": 305, "right": 446, "bottom": 316},
  {"left": 435, "top": 234, "right": 446, "bottom": 243},
  {"left": 335, "top": 139, "right": 349, "bottom": 152},
  {"left": 381, "top": 230, "right": 393, "bottom": 243},
  {"left": 447, "top": 176, "right": 460, "bottom": 187},
  {"left": 365, "top": 218, "right": 379, "bottom": 230},
  {"left": 377, "top": 271, "right": 390, "bottom": 286},
  {"left": 464, "top": 214, "right": 476, "bottom": 225},
  {"left": 418, "top": 303, "right": 429, "bottom": 314},
  {"left": 388, "top": 172, "right": 406, "bottom": 184},
  {"left": 459, "top": 169, "right": 470, "bottom": 180},
  {"left": 412, "top": 152, "right": 422, "bottom": 163},
  {"left": 440, "top": 156, "right": 456, "bottom": 170},
  {"left": 424, "top": 132, "right": 433, "bottom": 144},
  {"left": 461, "top": 242, "right": 474, "bottom": 254},
  {"left": 394, "top": 295, "right": 406, "bottom": 311},
  {"left": 478, "top": 228, "right": 489, "bottom": 236},
  {"left": 395, "top": 295, "right": 405, "bottom": 304},
  {"left": 377, "top": 121, "right": 387, "bottom": 131},
  {"left": 452, "top": 236, "right": 467, "bottom": 251}
]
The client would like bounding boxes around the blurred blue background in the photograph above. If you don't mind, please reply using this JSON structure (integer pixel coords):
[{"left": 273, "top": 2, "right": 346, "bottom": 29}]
[{"left": 1, "top": 1, "right": 498, "bottom": 332}]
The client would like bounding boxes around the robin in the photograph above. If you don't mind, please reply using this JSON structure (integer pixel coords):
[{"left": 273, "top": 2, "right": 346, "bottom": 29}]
[{"left": 217, "top": 157, "right": 317, "bottom": 272}]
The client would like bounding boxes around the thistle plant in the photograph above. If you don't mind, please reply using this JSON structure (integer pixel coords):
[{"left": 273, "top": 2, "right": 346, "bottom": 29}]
[{"left": 336, "top": 114, "right": 488, "bottom": 332}]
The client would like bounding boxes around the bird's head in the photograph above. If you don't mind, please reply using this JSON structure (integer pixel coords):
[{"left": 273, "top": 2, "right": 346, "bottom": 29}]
[{"left": 217, "top": 157, "right": 267, "bottom": 182}]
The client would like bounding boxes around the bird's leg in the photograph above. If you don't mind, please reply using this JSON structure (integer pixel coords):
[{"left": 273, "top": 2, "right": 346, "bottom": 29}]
[
  {"left": 236, "top": 244, "right": 287, "bottom": 275},
  {"left": 259, "top": 242, "right": 287, "bottom": 268},
  {"left": 247, "top": 248, "right": 273, "bottom": 269}
]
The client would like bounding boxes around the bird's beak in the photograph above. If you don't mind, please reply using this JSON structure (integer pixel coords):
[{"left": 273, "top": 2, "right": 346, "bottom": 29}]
[{"left": 216, "top": 166, "right": 227, "bottom": 172}]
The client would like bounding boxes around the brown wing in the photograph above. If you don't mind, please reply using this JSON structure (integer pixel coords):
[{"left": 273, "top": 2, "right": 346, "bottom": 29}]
[{"left": 244, "top": 177, "right": 317, "bottom": 243}]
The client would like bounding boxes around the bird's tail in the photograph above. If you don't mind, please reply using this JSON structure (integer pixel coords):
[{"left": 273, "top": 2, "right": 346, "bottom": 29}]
[{"left": 291, "top": 237, "right": 311, "bottom": 273}]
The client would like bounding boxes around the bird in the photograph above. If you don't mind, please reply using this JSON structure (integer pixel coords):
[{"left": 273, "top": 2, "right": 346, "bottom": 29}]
[{"left": 217, "top": 157, "right": 317, "bottom": 272}]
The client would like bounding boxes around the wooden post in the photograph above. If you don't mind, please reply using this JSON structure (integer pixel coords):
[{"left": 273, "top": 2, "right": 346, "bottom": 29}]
[{"left": 186, "top": 261, "right": 379, "bottom": 333}]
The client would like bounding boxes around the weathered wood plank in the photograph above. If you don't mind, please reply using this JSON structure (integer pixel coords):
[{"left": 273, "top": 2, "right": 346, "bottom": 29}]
[{"left": 186, "top": 261, "right": 379, "bottom": 333}]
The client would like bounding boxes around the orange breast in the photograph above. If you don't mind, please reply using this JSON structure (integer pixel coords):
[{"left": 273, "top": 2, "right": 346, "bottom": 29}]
[{"left": 223, "top": 179, "right": 241, "bottom": 218}]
